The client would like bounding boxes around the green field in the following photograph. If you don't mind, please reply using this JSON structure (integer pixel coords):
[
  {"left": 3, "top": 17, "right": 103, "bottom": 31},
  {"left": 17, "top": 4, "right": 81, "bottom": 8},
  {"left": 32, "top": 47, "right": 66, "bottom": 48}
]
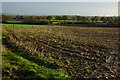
[
  {"left": 7, "top": 20, "right": 22, "bottom": 23},
  {"left": 2, "top": 24, "right": 49, "bottom": 29}
]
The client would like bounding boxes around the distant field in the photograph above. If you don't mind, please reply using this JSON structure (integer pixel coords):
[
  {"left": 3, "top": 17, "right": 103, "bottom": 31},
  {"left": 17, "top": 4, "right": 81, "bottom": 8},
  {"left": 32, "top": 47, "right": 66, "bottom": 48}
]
[
  {"left": 7, "top": 20, "right": 22, "bottom": 23},
  {"left": 2, "top": 24, "right": 48, "bottom": 29},
  {"left": 2, "top": 24, "right": 120, "bottom": 79}
]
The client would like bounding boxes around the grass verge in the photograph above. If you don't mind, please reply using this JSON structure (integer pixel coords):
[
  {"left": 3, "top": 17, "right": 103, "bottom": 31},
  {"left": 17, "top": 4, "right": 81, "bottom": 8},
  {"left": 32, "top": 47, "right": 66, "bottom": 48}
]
[{"left": 2, "top": 46, "right": 69, "bottom": 80}]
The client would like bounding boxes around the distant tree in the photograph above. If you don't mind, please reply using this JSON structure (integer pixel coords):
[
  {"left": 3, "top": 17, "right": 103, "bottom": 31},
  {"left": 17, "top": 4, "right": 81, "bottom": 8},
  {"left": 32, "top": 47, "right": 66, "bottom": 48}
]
[
  {"left": 2, "top": 15, "right": 12, "bottom": 22},
  {"left": 55, "top": 16, "right": 62, "bottom": 21},
  {"left": 71, "top": 16, "right": 76, "bottom": 22},
  {"left": 55, "top": 16, "right": 62, "bottom": 25},
  {"left": 62, "top": 15, "right": 68, "bottom": 21},
  {"left": 36, "top": 16, "right": 41, "bottom": 21},
  {"left": 0, "top": 15, "right": 2, "bottom": 22},
  {"left": 94, "top": 16, "right": 100, "bottom": 22},
  {"left": 86, "top": 17, "right": 91, "bottom": 22},
  {"left": 107, "top": 17, "right": 114, "bottom": 23},
  {"left": 20, "top": 16, "right": 24, "bottom": 19},
  {"left": 47, "top": 16, "right": 52, "bottom": 25},
  {"left": 100, "top": 17, "right": 107, "bottom": 23},
  {"left": 36, "top": 16, "right": 39, "bottom": 19},
  {"left": 76, "top": 16, "right": 81, "bottom": 22},
  {"left": 41, "top": 16, "right": 47, "bottom": 20},
  {"left": 118, "top": 17, "right": 120, "bottom": 25},
  {"left": 62, "top": 15, "right": 68, "bottom": 24},
  {"left": 29, "top": 16, "right": 37, "bottom": 20},
  {"left": 47, "top": 16, "right": 52, "bottom": 21},
  {"left": 91, "top": 17, "right": 96, "bottom": 22},
  {"left": 71, "top": 16, "right": 76, "bottom": 25},
  {"left": 112, "top": 17, "right": 119, "bottom": 25},
  {"left": 15, "top": 15, "right": 25, "bottom": 20},
  {"left": 16, "top": 15, "right": 19, "bottom": 19},
  {"left": 23, "top": 16, "right": 38, "bottom": 23},
  {"left": 81, "top": 17, "right": 86, "bottom": 22}
]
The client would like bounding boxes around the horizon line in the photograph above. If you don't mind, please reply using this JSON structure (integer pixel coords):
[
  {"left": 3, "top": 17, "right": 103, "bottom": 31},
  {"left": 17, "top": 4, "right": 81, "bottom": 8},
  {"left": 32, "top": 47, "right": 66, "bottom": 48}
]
[{"left": 1, "top": 13, "right": 118, "bottom": 17}]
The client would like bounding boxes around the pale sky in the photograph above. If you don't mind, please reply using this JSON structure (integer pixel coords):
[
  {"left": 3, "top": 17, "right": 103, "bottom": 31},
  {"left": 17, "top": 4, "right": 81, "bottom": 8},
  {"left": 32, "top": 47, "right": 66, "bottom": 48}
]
[
  {"left": 2, "top": 2, "right": 118, "bottom": 16},
  {"left": 2, "top": 0, "right": 120, "bottom": 2}
]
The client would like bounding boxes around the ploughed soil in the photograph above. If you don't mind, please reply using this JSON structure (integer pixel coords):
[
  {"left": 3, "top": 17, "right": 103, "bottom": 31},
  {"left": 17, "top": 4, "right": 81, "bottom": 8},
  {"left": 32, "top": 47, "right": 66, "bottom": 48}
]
[{"left": 3, "top": 26, "right": 120, "bottom": 78}]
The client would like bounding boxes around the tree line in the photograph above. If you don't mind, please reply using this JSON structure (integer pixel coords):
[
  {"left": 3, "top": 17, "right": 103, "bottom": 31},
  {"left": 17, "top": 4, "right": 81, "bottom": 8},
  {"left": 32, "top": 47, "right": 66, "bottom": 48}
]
[{"left": 1, "top": 14, "right": 119, "bottom": 26}]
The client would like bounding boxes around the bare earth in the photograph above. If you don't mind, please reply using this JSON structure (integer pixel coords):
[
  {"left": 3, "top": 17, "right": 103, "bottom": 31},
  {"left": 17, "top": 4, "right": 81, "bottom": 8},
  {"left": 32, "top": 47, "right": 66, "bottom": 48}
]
[{"left": 5, "top": 26, "right": 120, "bottom": 78}]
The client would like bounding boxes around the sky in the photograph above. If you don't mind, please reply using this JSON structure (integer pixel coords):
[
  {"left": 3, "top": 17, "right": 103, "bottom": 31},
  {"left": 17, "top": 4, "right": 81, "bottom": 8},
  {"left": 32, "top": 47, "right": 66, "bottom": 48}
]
[
  {"left": 2, "top": 0, "right": 120, "bottom": 2},
  {"left": 2, "top": 2, "right": 118, "bottom": 16}
]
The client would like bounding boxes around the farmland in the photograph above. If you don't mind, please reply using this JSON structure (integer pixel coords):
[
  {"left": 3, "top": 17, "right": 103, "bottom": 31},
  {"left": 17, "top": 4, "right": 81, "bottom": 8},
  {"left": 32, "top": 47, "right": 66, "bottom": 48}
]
[
  {"left": 2, "top": 23, "right": 120, "bottom": 79},
  {"left": 2, "top": 1, "right": 120, "bottom": 79}
]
